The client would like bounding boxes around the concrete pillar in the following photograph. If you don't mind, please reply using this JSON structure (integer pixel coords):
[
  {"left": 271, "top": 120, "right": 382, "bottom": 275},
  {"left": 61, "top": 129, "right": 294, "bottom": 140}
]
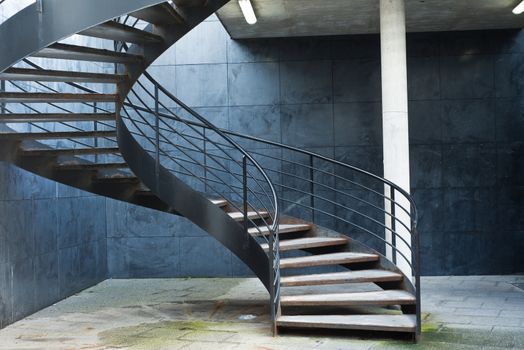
[{"left": 379, "top": 0, "right": 412, "bottom": 277}]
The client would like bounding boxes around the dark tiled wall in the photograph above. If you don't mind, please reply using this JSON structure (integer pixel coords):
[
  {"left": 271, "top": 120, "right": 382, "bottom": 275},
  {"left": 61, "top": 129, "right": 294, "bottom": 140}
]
[
  {"left": 0, "top": 162, "right": 107, "bottom": 328},
  {"left": 108, "top": 15, "right": 523, "bottom": 277}
]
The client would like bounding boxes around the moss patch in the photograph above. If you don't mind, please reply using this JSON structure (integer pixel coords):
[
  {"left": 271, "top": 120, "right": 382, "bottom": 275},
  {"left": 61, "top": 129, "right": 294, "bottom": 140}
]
[{"left": 100, "top": 320, "right": 235, "bottom": 349}]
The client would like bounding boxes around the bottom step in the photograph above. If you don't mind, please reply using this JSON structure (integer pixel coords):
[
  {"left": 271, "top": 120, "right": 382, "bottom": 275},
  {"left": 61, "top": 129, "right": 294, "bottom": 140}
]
[{"left": 277, "top": 314, "right": 416, "bottom": 333}]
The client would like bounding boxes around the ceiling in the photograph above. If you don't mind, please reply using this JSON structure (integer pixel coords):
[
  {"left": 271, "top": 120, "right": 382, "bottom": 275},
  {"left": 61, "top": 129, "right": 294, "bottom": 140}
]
[{"left": 216, "top": 0, "right": 524, "bottom": 39}]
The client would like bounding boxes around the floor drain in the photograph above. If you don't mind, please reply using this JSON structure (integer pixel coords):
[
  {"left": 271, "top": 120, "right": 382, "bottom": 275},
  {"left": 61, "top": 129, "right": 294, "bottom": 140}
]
[{"left": 512, "top": 283, "right": 524, "bottom": 291}]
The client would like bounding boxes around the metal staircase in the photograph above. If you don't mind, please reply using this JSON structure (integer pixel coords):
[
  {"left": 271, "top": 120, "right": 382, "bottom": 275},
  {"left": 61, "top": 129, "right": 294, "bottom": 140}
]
[{"left": 0, "top": 0, "right": 421, "bottom": 339}]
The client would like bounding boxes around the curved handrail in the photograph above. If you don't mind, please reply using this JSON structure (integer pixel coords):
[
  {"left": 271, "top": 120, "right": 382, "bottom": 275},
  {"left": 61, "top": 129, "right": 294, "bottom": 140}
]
[
  {"left": 144, "top": 70, "right": 280, "bottom": 235},
  {"left": 114, "top": 4, "right": 282, "bottom": 328},
  {"left": 123, "top": 71, "right": 421, "bottom": 334}
]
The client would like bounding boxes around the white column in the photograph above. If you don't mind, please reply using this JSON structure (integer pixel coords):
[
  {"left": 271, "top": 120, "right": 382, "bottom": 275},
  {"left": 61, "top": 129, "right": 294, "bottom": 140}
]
[{"left": 380, "top": 0, "right": 412, "bottom": 277}]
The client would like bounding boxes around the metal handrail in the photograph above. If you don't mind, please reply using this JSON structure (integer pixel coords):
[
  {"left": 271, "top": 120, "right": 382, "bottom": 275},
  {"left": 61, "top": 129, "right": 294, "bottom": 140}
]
[
  {"left": 124, "top": 71, "right": 420, "bottom": 335},
  {"left": 115, "top": 17, "right": 282, "bottom": 330}
]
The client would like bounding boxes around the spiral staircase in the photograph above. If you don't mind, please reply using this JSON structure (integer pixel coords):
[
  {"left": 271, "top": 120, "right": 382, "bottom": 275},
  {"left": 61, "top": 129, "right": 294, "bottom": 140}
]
[{"left": 0, "top": 0, "right": 421, "bottom": 339}]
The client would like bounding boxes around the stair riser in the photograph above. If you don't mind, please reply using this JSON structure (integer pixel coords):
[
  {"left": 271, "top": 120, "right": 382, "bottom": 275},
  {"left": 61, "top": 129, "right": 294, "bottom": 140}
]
[
  {"left": 281, "top": 300, "right": 416, "bottom": 307},
  {"left": 281, "top": 257, "right": 378, "bottom": 269},
  {"left": 263, "top": 240, "right": 347, "bottom": 253},
  {"left": 21, "top": 148, "right": 120, "bottom": 156},
  {"left": 281, "top": 275, "right": 403, "bottom": 287},
  {"left": 34, "top": 48, "right": 143, "bottom": 64},
  {"left": 276, "top": 322, "right": 416, "bottom": 333},
  {"left": 1, "top": 114, "right": 115, "bottom": 123}
]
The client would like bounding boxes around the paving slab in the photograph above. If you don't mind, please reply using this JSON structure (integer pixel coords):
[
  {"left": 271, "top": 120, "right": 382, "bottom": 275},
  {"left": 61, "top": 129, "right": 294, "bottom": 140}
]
[{"left": 0, "top": 275, "right": 522, "bottom": 349}]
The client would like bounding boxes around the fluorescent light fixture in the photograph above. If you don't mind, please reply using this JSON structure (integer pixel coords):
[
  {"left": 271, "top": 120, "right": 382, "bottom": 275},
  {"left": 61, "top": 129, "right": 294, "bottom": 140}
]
[
  {"left": 513, "top": 0, "right": 524, "bottom": 14},
  {"left": 238, "top": 0, "right": 257, "bottom": 25}
]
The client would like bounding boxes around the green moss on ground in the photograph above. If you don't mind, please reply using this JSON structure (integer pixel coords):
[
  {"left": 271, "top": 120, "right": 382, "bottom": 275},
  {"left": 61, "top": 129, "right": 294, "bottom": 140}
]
[{"left": 100, "top": 320, "right": 235, "bottom": 349}]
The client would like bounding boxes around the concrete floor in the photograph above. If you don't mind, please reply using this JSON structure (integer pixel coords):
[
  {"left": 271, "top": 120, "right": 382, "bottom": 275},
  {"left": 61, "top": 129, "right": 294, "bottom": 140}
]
[{"left": 0, "top": 276, "right": 523, "bottom": 349}]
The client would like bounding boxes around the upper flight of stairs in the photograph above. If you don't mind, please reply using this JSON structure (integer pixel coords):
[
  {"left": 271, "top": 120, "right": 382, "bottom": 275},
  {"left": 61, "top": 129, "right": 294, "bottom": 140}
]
[{"left": 0, "top": 0, "right": 419, "bottom": 339}]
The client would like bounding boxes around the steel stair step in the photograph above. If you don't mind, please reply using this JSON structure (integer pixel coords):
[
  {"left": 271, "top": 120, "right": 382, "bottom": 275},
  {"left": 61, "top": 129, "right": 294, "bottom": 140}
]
[
  {"left": 130, "top": 3, "right": 186, "bottom": 25},
  {"left": 136, "top": 191, "right": 227, "bottom": 208},
  {"left": 0, "top": 113, "right": 115, "bottom": 123},
  {"left": 280, "top": 290, "right": 416, "bottom": 307},
  {"left": 248, "top": 224, "right": 311, "bottom": 236},
  {"left": 260, "top": 237, "right": 348, "bottom": 252},
  {"left": 80, "top": 22, "right": 164, "bottom": 44},
  {"left": 55, "top": 162, "right": 128, "bottom": 171},
  {"left": 0, "top": 68, "right": 126, "bottom": 83},
  {"left": 228, "top": 211, "right": 269, "bottom": 221},
  {"left": 277, "top": 314, "right": 416, "bottom": 333},
  {"left": 281, "top": 269, "right": 403, "bottom": 287},
  {"left": 93, "top": 174, "right": 139, "bottom": 183},
  {"left": 280, "top": 252, "right": 379, "bottom": 269},
  {"left": 210, "top": 198, "right": 228, "bottom": 207},
  {"left": 0, "top": 92, "right": 118, "bottom": 103},
  {"left": 20, "top": 147, "right": 120, "bottom": 156},
  {"left": 0, "top": 130, "right": 116, "bottom": 140},
  {"left": 33, "top": 43, "right": 144, "bottom": 64}
]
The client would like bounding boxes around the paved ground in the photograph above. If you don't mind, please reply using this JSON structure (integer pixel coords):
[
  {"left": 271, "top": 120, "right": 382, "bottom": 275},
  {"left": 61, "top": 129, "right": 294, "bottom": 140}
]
[{"left": 0, "top": 275, "right": 523, "bottom": 349}]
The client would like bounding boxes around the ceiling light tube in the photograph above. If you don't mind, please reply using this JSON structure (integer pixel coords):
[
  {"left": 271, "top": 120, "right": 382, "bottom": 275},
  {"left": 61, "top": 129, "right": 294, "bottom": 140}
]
[
  {"left": 513, "top": 0, "right": 524, "bottom": 14},
  {"left": 238, "top": 0, "right": 257, "bottom": 25}
]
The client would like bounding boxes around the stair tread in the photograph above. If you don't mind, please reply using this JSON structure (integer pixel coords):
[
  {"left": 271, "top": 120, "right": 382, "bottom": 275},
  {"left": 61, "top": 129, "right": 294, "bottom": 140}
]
[
  {"left": 21, "top": 147, "right": 120, "bottom": 156},
  {"left": 94, "top": 174, "right": 138, "bottom": 182},
  {"left": 248, "top": 224, "right": 311, "bottom": 236},
  {"left": 56, "top": 162, "right": 128, "bottom": 170},
  {"left": 0, "top": 68, "right": 126, "bottom": 83},
  {"left": 210, "top": 198, "right": 228, "bottom": 207},
  {"left": 1, "top": 130, "right": 116, "bottom": 140},
  {"left": 0, "top": 92, "right": 118, "bottom": 103},
  {"left": 280, "top": 290, "right": 416, "bottom": 306},
  {"left": 33, "top": 43, "right": 144, "bottom": 63},
  {"left": 1, "top": 113, "right": 115, "bottom": 123},
  {"left": 281, "top": 269, "right": 403, "bottom": 287},
  {"left": 277, "top": 314, "right": 416, "bottom": 333},
  {"left": 260, "top": 237, "right": 348, "bottom": 252},
  {"left": 80, "top": 21, "right": 163, "bottom": 44},
  {"left": 130, "top": 3, "right": 185, "bottom": 25},
  {"left": 280, "top": 252, "right": 379, "bottom": 269},
  {"left": 228, "top": 211, "right": 269, "bottom": 221}
]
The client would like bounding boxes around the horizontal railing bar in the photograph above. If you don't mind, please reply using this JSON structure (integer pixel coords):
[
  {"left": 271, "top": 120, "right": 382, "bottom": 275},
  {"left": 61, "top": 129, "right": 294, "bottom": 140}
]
[
  {"left": 122, "top": 109, "right": 270, "bottom": 237},
  {"left": 130, "top": 83, "right": 277, "bottom": 209},
  {"left": 123, "top": 107, "right": 275, "bottom": 231},
  {"left": 123, "top": 97, "right": 277, "bottom": 217},
  {"left": 132, "top": 77, "right": 279, "bottom": 223},
  {"left": 126, "top": 99, "right": 414, "bottom": 219}
]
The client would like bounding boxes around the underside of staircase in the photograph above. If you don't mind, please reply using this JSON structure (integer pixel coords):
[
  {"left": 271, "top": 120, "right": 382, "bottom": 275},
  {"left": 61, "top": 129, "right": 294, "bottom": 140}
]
[{"left": 0, "top": 0, "right": 421, "bottom": 340}]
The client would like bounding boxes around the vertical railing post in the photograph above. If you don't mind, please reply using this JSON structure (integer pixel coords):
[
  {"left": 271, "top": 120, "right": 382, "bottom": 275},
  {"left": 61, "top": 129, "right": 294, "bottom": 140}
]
[
  {"left": 309, "top": 154, "right": 315, "bottom": 222},
  {"left": 413, "top": 223, "right": 421, "bottom": 340},
  {"left": 269, "top": 227, "right": 276, "bottom": 335},
  {"left": 0, "top": 80, "right": 5, "bottom": 115},
  {"left": 242, "top": 155, "right": 248, "bottom": 236},
  {"left": 390, "top": 185, "right": 397, "bottom": 264},
  {"left": 93, "top": 102, "right": 98, "bottom": 163},
  {"left": 154, "top": 85, "right": 160, "bottom": 188},
  {"left": 203, "top": 128, "right": 207, "bottom": 193}
]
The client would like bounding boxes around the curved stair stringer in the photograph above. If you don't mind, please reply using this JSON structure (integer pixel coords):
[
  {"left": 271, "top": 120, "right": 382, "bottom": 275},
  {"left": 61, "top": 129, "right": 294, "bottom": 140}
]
[
  {"left": 117, "top": 119, "right": 271, "bottom": 290},
  {"left": 109, "top": 0, "right": 274, "bottom": 289},
  {"left": 0, "top": 0, "right": 272, "bottom": 290},
  {"left": 0, "top": 0, "right": 167, "bottom": 72},
  {"left": 0, "top": 0, "right": 184, "bottom": 208}
]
